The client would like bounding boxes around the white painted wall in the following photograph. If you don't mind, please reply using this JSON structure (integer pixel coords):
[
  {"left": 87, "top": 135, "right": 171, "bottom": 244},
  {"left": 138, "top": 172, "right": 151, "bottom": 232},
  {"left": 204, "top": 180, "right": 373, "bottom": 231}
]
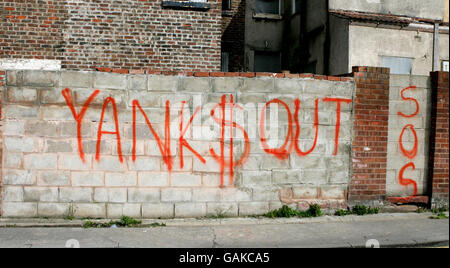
[
  {"left": 349, "top": 25, "right": 449, "bottom": 75},
  {"left": 0, "top": 59, "right": 61, "bottom": 71},
  {"left": 330, "top": 0, "right": 445, "bottom": 21}
]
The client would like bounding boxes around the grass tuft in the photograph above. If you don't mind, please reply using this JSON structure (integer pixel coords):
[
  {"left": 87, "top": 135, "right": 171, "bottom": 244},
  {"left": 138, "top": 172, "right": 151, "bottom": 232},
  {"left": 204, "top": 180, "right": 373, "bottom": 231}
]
[{"left": 265, "top": 204, "right": 323, "bottom": 218}]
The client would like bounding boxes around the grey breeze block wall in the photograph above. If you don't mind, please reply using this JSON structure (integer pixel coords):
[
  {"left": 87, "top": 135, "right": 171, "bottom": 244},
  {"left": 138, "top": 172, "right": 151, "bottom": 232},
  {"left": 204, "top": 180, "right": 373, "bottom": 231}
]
[
  {"left": 1, "top": 70, "right": 356, "bottom": 218},
  {"left": 386, "top": 75, "right": 433, "bottom": 198}
]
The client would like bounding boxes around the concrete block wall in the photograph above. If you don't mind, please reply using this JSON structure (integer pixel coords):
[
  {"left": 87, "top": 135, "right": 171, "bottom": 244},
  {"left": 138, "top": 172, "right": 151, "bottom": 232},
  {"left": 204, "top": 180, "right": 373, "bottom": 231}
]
[
  {"left": 386, "top": 75, "right": 432, "bottom": 198},
  {"left": 1, "top": 70, "right": 355, "bottom": 218},
  {"left": 0, "top": 70, "right": 4, "bottom": 214},
  {"left": 0, "top": 70, "right": 6, "bottom": 215}
]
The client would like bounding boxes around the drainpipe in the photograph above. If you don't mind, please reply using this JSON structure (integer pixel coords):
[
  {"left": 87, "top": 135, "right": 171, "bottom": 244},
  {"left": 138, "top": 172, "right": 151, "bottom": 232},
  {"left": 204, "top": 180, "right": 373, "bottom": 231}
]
[
  {"left": 324, "top": 0, "right": 330, "bottom": 75},
  {"left": 299, "top": 0, "right": 308, "bottom": 72},
  {"left": 433, "top": 22, "right": 439, "bottom": 71}
]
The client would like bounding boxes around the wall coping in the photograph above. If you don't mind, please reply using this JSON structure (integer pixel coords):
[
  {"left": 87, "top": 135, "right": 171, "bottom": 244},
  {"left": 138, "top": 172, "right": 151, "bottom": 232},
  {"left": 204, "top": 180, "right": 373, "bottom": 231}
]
[{"left": 4, "top": 68, "right": 355, "bottom": 83}]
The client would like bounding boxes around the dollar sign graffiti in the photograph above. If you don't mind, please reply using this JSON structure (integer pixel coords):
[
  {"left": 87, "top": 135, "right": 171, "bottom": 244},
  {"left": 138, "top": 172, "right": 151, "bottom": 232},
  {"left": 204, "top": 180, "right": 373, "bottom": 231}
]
[{"left": 210, "top": 94, "right": 250, "bottom": 187}]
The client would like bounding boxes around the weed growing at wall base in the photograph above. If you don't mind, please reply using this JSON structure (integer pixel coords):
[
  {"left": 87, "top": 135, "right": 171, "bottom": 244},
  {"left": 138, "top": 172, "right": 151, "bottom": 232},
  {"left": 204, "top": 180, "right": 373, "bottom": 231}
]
[
  {"left": 429, "top": 213, "right": 449, "bottom": 220},
  {"left": 83, "top": 216, "right": 148, "bottom": 228},
  {"left": 266, "top": 205, "right": 300, "bottom": 218},
  {"left": 431, "top": 206, "right": 448, "bottom": 214},
  {"left": 335, "top": 205, "right": 380, "bottom": 216},
  {"left": 429, "top": 207, "right": 449, "bottom": 220},
  {"left": 148, "top": 222, "right": 167, "bottom": 227},
  {"left": 351, "top": 205, "right": 380, "bottom": 215},
  {"left": 265, "top": 205, "right": 323, "bottom": 218},
  {"left": 334, "top": 209, "right": 353, "bottom": 216},
  {"left": 299, "top": 204, "right": 324, "bottom": 217}
]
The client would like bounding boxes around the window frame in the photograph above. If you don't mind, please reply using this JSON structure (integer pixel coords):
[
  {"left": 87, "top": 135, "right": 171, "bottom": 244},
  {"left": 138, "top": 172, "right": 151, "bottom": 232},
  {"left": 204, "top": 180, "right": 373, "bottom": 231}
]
[
  {"left": 221, "top": 51, "right": 230, "bottom": 72},
  {"left": 442, "top": 60, "right": 449, "bottom": 72},
  {"left": 380, "top": 55, "right": 414, "bottom": 75},
  {"left": 292, "top": 0, "right": 301, "bottom": 15},
  {"left": 161, "top": 1, "right": 211, "bottom": 11},
  {"left": 253, "top": 50, "right": 282, "bottom": 73},
  {"left": 222, "top": 0, "right": 232, "bottom": 11},
  {"left": 254, "top": 0, "right": 281, "bottom": 16}
]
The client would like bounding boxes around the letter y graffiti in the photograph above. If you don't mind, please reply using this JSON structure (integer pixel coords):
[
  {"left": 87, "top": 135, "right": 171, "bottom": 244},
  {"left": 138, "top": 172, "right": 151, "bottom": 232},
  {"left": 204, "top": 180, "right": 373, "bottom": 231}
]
[{"left": 62, "top": 88, "right": 100, "bottom": 163}]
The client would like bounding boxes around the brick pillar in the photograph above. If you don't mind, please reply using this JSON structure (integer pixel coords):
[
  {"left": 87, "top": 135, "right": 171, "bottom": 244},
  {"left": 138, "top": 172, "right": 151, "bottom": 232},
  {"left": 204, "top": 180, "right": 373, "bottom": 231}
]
[
  {"left": 348, "top": 67, "right": 390, "bottom": 205},
  {"left": 429, "top": 71, "right": 449, "bottom": 208}
]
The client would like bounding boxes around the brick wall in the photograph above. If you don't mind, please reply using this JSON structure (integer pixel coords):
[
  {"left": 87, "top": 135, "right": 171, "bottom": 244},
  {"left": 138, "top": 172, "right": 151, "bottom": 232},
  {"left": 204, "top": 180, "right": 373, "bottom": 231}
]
[
  {"left": 1, "top": 70, "right": 354, "bottom": 218},
  {"left": 1, "top": 0, "right": 222, "bottom": 72},
  {"left": 348, "top": 67, "right": 390, "bottom": 204},
  {"left": 429, "top": 71, "right": 449, "bottom": 208},
  {"left": 0, "top": 1, "right": 67, "bottom": 61},
  {"left": 221, "top": 0, "right": 246, "bottom": 72}
]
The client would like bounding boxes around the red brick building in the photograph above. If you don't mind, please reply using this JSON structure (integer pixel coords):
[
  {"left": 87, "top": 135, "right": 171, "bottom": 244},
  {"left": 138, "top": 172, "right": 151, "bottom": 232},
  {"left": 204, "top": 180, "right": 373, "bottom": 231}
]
[{"left": 0, "top": 0, "right": 224, "bottom": 72}]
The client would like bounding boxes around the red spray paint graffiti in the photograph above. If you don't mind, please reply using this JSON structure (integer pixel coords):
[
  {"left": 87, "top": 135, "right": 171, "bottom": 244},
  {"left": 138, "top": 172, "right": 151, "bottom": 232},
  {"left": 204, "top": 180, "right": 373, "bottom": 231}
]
[
  {"left": 96, "top": 97, "right": 124, "bottom": 163},
  {"left": 322, "top": 98, "right": 352, "bottom": 156},
  {"left": 294, "top": 98, "right": 319, "bottom": 156},
  {"left": 210, "top": 95, "right": 250, "bottom": 187},
  {"left": 132, "top": 99, "right": 173, "bottom": 171},
  {"left": 61, "top": 88, "right": 100, "bottom": 163},
  {"left": 179, "top": 101, "right": 206, "bottom": 169},
  {"left": 396, "top": 86, "right": 419, "bottom": 199},
  {"left": 259, "top": 98, "right": 351, "bottom": 158},
  {"left": 398, "top": 86, "right": 419, "bottom": 118},
  {"left": 259, "top": 99, "right": 294, "bottom": 160},
  {"left": 62, "top": 89, "right": 351, "bottom": 187},
  {"left": 399, "top": 124, "right": 418, "bottom": 159},
  {"left": 398, "top": 162, "right": 418, "bottom": 198}
]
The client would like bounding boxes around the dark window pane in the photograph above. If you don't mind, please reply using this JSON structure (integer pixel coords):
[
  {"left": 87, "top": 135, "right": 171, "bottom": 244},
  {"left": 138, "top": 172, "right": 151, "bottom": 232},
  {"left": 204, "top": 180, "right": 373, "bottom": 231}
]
[
  {"left": 254, "top": 0, "right": 279, "bottom": 14},
  {"left": 254, "top": 51, "right": 281, "bottom": 72},
  {"left": 293, "top": 0, "right": 301, "bottom": 14},
  {"left": 221, "top": 52, "right": 229, "bottom": 72},
  {"left": 304, "top": 61, "right": 316, "bottom": 74},
  {"left": 222, "top": 0, "right": 231, "bottom": 10}
]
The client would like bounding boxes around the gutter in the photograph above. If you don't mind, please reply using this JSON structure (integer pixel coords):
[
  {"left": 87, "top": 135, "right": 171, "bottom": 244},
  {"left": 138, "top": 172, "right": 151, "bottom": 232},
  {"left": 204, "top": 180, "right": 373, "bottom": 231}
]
[{"left": 408, "top": 23, "right": 449, "bottom": 34}]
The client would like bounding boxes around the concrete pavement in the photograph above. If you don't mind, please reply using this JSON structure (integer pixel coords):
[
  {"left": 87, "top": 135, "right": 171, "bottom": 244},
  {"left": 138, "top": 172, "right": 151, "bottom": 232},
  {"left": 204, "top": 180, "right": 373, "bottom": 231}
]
[{"left": 0, "top": 213, "right": 448, "bottom": 248}]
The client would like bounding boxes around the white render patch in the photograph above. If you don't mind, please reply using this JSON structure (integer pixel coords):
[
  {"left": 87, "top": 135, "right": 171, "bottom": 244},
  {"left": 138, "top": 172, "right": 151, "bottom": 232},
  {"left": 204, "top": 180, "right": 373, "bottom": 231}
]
[{"left": 0, "top": 59, "right": 61, "bottom": 71}]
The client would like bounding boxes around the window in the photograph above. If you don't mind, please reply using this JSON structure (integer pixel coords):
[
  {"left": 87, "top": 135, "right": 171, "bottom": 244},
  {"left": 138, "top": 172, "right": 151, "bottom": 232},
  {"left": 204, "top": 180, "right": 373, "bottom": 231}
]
[
  {"left": 254, "top": 0, "right": 280, "bottom": 15},
  {"left": 222, "top": 0, "right": 231, "bottom": 11},
  {"left": 381, "top": 56, "right": 413, "bottom": 75},
  {"left": 221, "top": 52, "right": 229, "bottom": 72},
  {"left": 442, "top": 60, "right": 449, "bottom": 72},
  {"left": 304, "top": 61, "right": 317, "bottom": 74},
  {"left": 292, "top": 0, "right": 301, "bottom": 14},
  {"left": 254, "top": 51, "right": 281, "bottom": 73},
  {"left": 161, "top": 0, "right": 210, "bottom": 10}
]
